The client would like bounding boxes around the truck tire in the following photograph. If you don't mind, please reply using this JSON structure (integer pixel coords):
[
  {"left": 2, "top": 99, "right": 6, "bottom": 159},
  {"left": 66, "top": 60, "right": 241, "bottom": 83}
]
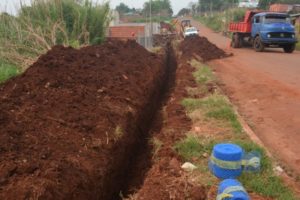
[
  {"left": 253, "top": 36, "right": 264, "bottom": 52},
  {"left": 283, "top": 44, "right": 295, "bottom": 53},
  {"left": 231, "top": 34, "right": 242, "bottom": 48}
]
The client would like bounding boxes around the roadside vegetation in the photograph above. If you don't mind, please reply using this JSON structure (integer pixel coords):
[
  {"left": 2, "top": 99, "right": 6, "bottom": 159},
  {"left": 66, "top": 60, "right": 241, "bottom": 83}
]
[
  {"left": 296, "top": 25, "right": 300, "bottom": 51},
  {"left": 195, "top": 8, "right": 246, "bottom": 33},
  {"left": 0, "top": 0, "right": 110, "bottom": 82},
  {"left": 176, "top": 59, "right": 296, "bottom": 199},
  {"left": 297, "top": 42, "right": 300, "bottom": 51},
  {"left": 0, "top": 62, "right": 19, "bottom": 83}
]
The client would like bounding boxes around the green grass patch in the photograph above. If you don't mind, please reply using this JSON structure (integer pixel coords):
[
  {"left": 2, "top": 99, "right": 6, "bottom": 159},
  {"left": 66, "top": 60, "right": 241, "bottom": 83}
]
[
  {"left": 174, "top": 134, "right": 215, "bottom": 161},
  {"left": 182, "top": 95, "right": 242, "bottom": 133},
  {"left": 0, "top": 62, "right": 19, "bottom": 83}
]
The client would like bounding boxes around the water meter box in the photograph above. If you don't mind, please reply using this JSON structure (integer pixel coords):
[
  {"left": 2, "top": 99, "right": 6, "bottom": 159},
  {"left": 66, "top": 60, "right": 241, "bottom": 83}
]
[
  {"left": 217, "top": 179, "right": 250, "bottom": 200},
  {"left": 209, "top": 143, "right": 243, "bottom": 179}
]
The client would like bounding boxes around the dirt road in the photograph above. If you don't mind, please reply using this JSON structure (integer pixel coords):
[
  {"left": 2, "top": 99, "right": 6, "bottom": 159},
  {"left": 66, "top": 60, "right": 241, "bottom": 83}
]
[{"left": 190, "top": 19, "right": 300, "bottom": 176}]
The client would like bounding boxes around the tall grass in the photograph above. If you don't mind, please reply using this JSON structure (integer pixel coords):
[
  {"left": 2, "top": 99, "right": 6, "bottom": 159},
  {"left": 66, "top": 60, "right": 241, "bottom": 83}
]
[{"left": 0, "top": 0, "right": 110, "bottom": 71}]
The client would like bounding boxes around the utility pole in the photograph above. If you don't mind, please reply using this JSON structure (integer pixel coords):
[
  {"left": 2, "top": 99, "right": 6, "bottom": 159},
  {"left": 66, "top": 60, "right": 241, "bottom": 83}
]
[
  {"left": 149, "top": 0, "right": 153, "bottom": 48},
  {"left": 210, "top": 0, "right": 213, "bottom": 17},
  {"left": 150, "top": 0, "right": 152, "bottom": 35}
]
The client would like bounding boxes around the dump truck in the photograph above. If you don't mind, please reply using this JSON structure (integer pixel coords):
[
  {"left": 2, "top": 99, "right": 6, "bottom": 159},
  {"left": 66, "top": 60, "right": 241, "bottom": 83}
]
[{"left": 229, "top": 10, "right": 298, "bottom": 53}]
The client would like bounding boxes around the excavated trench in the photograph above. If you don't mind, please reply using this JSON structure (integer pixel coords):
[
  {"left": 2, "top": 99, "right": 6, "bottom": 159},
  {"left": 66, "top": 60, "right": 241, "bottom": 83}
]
[
  {"left": 112, "top": 43, "right": 177, "bottom": 199},
  {"left": 120, "top": 44, "right": 177, "bottom": 198}
]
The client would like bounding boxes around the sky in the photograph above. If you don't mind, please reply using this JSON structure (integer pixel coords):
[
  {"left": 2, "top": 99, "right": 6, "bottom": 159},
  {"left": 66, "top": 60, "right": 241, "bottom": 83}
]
[{"left": 0, "top": 0, "right": 196, "bottom": 16}]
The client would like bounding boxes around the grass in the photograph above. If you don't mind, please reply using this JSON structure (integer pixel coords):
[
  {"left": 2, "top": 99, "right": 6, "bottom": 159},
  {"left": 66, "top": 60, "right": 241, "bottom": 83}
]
[
  {"left": 0, "top": 0, "right": 110, "bottom": 70},
  {"left": 175, "top": 134, "right": 205, "bottom": 161},
  {"left": 190, "top": 59, "right": 215, "bottom": 85},
  {"left": 182, "top": 94, "right": 242, "bottom": 133},
  {"left": 0, "top": 62, "right": 19, "bottom": 83},
  {"left": 151, "top": 137, "right": 163, "bottom": 158},
  {"left": 175, "top": 134, "right": 217, "bottom": 161}
]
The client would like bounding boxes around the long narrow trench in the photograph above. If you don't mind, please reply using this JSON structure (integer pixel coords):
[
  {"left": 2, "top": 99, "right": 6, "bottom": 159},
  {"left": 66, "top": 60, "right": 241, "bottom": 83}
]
[{"left": 118, "top": 43, "right": 178, "bottom": 199}]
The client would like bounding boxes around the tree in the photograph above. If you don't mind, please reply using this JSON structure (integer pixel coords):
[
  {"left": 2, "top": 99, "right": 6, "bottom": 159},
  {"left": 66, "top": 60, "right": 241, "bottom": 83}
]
[
  {"left": 116, "top": 3, "right": 133, "bottom": 14},
  {"left": 198, "top": 0, "right": 239, "bottom": 13},
  {"left": 143, "top": 0, "right": 173, "bottom": 16},
  {"left": 259, "top": 0, "right": 300, "bottom": 9},
  {"left": 177, "top": 8, "right": 191, "bottom": 16}
]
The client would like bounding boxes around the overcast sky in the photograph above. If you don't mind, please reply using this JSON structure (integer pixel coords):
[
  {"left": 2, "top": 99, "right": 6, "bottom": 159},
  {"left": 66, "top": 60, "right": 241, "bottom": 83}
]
[{"left": 0, "top": 0, "right": 196, "bottom": 15}]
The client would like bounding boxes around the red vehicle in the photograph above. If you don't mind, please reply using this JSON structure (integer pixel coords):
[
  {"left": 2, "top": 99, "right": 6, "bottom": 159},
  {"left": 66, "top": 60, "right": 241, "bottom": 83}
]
[
  {"left": 228, "top": 10, "right": 298, "bottom": 52},
  {"left": 229, "top": 10, "right": 261, "bottom": 48}
]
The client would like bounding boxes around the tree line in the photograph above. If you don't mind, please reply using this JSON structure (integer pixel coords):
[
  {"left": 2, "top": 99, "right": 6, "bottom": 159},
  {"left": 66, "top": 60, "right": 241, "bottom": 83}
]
[
  {"left": 178, "top": 0, "right": 300, "bottom": 16},
  {"left": 115, "top": 0, "right": 173, "bottom": 16}
]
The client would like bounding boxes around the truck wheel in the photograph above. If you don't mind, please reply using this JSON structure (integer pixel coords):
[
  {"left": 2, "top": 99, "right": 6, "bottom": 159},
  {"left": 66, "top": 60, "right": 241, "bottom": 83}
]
[
  {"left": 231, "top": 34, "right": 241, "bottom": 48},
  {"left": 253, "top": 36, "right": 264, "bottom": 52},
  {"left": 283, "top": 44, "right": 295, "bottom": 53}
]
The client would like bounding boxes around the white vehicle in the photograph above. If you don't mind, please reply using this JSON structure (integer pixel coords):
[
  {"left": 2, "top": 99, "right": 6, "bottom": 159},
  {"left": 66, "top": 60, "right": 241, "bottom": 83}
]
[{"left": 184, "top": 27, "right": 199, "bottom": 38}]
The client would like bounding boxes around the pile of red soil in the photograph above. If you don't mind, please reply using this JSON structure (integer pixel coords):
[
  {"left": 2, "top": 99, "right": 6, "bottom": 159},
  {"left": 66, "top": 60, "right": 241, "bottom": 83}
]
[
  {"left": 180, "top": 36, "right": 232, "bottom": 62},
  {"left": 0, "top": 39, "right": 166, "bottom": 199}
]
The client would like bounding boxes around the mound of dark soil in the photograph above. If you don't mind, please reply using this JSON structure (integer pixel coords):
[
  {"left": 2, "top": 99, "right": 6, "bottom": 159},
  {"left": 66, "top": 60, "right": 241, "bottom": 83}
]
[
  {"left": 180, "top": 36, "right": 232, "bottom": 62},
  {"left": 0, "top": 39, "right": 166, "bottom": 199}
]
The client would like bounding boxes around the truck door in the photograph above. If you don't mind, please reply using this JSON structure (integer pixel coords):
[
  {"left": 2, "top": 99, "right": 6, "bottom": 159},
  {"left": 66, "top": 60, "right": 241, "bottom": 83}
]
[{"left": 251, "top": 16, "right": 262, "bottom": 38}]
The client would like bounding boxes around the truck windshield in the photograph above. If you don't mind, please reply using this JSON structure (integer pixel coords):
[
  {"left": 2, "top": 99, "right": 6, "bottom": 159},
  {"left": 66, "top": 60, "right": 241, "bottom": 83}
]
[{"left": 264, "top": 15, "right": 290, "bottom": 23}]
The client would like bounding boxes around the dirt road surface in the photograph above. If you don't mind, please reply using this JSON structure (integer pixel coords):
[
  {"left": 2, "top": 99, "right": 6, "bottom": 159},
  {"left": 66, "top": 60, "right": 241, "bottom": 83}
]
[{"left": 190, "top": 19, "right": 300, "bottom": 177}]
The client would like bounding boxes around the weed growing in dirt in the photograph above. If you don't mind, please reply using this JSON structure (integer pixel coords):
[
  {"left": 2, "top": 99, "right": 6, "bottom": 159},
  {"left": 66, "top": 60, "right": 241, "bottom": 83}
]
[
  {"left": 151, "top": 138, "right": 163, "bottom": 158},
  {"left": 0, "top": 62, "right": 19, "bottom": 83},
  {"left": 114, "top": 126, "right": 124, "bottom": 141}
]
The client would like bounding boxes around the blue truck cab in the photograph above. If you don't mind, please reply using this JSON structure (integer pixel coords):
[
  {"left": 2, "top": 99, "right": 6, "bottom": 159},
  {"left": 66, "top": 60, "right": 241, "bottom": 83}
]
[{"left": 251, "top": 12, "right": 298, "bottom": 53}]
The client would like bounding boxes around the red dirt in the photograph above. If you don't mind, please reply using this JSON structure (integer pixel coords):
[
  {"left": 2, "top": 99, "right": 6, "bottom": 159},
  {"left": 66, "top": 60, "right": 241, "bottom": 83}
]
[
  {"left": 0, "top": 39, "right": 167, "bottom": 199},
  {"left": 180, "top": 36, "right": 232, "bottom": 62}
]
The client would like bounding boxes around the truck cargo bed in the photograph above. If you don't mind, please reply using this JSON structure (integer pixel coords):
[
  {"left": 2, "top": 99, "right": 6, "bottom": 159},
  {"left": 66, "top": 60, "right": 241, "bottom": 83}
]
[{"left": 229, "top": 22, "right": 252, "bottom": 33}]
